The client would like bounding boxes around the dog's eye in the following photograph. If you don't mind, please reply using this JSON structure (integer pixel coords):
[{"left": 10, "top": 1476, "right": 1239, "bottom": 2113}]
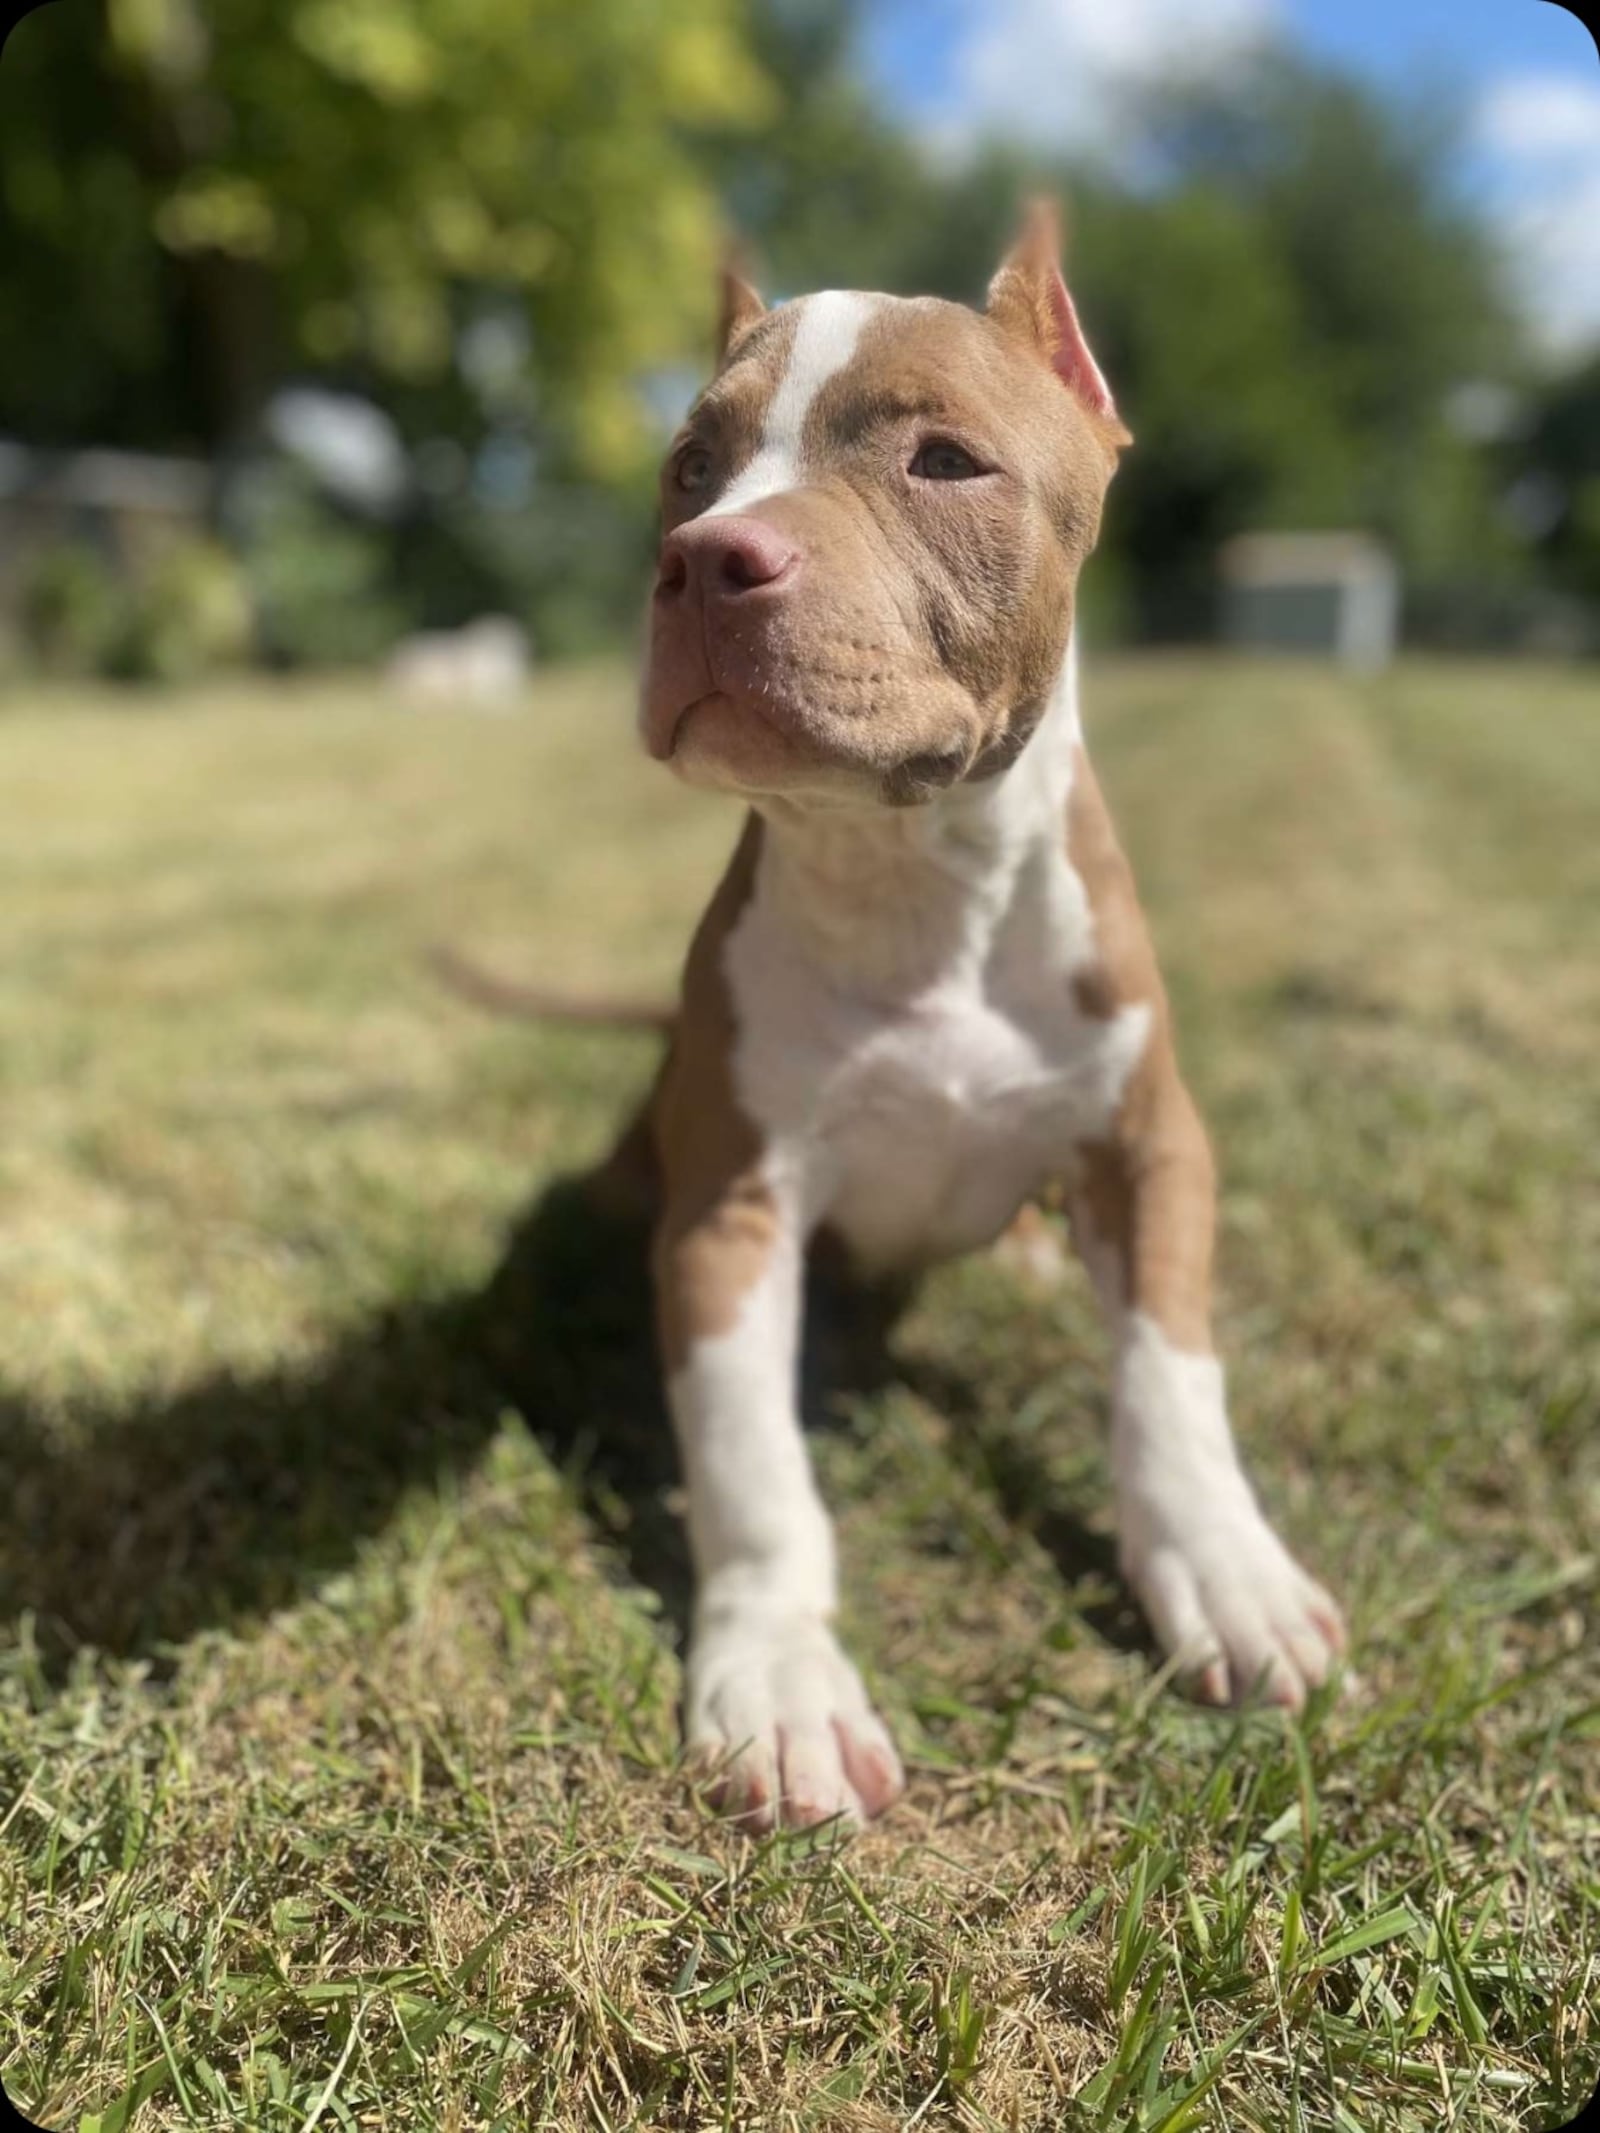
[
  {"left": 674, "top": 444, "right": 715, "bottom": 494},
  {"left": 909, "top": 438, "right": 983, "bottom": 482}
]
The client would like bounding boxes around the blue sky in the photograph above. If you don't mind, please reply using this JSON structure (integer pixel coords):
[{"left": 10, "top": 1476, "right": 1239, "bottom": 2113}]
[
  {"left": 865, "top": 1, "right": 1598, "bottom": 105},
  {"left": 859, "top": 1, "right": 1600, "bottom": 352}
]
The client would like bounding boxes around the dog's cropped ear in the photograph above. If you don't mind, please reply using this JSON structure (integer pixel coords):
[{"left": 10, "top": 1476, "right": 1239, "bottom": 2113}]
[
  {"left": 716, "top": 246, "right": 767, "bottom": 365},
  {"left": 986, "top": 198, "right": 1131, "bottom": 448}
]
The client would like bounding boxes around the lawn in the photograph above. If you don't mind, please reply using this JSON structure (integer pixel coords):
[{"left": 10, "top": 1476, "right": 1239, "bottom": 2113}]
[{"left": 1, "top": 655, "right": 1596, "bottom": 2131}]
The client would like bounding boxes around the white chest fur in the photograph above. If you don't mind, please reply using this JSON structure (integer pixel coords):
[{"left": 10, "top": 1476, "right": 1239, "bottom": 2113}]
[
  {"left": 719, "top": 668, "right": 1151, "bottom": 1273},
  {"left": 814, "top": 962, "right": 1147, "bottom": 1271}
]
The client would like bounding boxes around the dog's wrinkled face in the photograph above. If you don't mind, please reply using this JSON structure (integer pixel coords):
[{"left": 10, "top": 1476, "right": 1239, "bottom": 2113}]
[{"left": 641, "top": 211, "right": 1130, "bottom": 807}]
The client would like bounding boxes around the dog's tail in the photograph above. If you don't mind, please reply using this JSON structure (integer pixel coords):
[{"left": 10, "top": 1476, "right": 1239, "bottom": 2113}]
[{"left": 428, "top": 943, "right": 675, "bottom": 1032}]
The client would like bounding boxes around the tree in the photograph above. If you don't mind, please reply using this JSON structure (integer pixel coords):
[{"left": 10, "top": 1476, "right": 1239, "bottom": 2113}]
[
  {"left": 0, "top": 4, "right": 1556, "bottom": 654},
  {"left": 1107, "top": 58, "right": 1524, "bottom": 625},
  {"left": 1519, "top": 353, "right": 1600, "bottom": 615},
  {"left": 0, "top": 0, "right": 771, "bottom": 472}
]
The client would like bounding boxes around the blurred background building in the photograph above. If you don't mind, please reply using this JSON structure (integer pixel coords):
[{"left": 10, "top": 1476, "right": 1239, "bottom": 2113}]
[
  {"left": 1219, "top": 533, "right": 1400, "bottom": 670},
  {"left": 1, "top": 0, "right": 1597, "bottom": 686}
]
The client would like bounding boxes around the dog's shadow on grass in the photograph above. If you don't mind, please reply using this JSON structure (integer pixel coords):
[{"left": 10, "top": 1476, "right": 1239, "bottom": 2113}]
[
  {"left": 0, "top": 1174, "right": 1149, "bottom": 1676},
  {"left": 0, "top": 1175, "right": 681, "bottom": 1669},
  {"left": 893, "top": 1347, "right": 1151, "bottom": 1661}
]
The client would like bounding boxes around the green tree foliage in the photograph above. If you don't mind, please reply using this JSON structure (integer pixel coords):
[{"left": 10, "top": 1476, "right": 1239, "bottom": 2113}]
[
  {"left": 1125, "top": 62, "right": 1522, "bottom": 603},
  {"left": 706, "top": 0, "right": 935, "bottom": 299},
  {"left": 0, "top": 4, "right": 181, "bottom": 449},
  {"left": 1520, "top": 354, "right": 1600, "bottom": 614},
  {"left": 0, "top": 0, "right": 769, "bottom": 471},
  {"left": 1068, "top": 182, "right": 1355, "bottom": 635}
]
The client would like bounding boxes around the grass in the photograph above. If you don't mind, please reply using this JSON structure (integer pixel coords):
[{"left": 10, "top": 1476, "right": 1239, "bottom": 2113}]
[{"left": 0, "top": 653, "right": 1596, "bottom": 2131}]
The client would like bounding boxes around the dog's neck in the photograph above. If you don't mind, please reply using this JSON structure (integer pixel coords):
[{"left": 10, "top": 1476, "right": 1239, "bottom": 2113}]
[{"left": 748, "top": 641, "right": 1082, "bottom": 998}]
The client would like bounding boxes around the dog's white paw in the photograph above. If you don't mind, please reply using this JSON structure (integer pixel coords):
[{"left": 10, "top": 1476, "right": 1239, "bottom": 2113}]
[
  {"left": 1113, "top": 1321, "right": 1345, "bottom": 1711},
  {"left": 1121, "top": 1478, "right": 1346, "bottom": 1711},
  {"left": 685, "top": 1613, "right": 904, "bottom": 1832}
]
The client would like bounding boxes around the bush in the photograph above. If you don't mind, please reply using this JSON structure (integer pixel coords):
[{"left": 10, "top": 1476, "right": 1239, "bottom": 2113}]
[
  {"left": 111, "top": 538, "right": 255, "bottom": 683},
  {"left": 18, "top": 536, "right": 254, "bottom": 684},
  {"left": 18, "top": 543, "right": 124, "bottom": 674},
  {"left": 227, "top": 462, "right": 403, "bottom": 668}
]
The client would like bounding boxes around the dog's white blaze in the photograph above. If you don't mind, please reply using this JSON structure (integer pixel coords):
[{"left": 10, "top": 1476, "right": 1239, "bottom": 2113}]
[{"left": 708, "top": 290, "right": 877, "bottom": 517}]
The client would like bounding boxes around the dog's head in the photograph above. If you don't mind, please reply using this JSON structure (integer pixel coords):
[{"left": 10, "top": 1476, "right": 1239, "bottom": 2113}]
[{"left": 641, "top": 203, "right": 1129, "bottom": 808}]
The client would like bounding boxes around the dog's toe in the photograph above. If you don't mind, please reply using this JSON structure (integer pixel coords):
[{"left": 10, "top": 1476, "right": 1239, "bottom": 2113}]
[
  {"left": 696, "top": 1737, "right": 784, "bottom": 1832},
  {"left": 686, "top": 1615, "right": 903, "bottom": 1831},
  {"left": 833, "top": 1713, "right": 905, "bottom": 1819},
  {"left": 1126, "top": 1512, "right": 1345, "bottom": 1714},
  {"left": 774, "top": 1723, "right": 861, "bottom": 1828}
]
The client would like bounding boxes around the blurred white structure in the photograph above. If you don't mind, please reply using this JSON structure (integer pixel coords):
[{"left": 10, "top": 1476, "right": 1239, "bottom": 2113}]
[
  {"left": 266, "top": 389, "right": 408, "bottom": 516},
  {"left": 385, "top": 615, "right": 531, "bottom": 705},
  {"left": 1219, "top": 532, "right": 1400, "bottom": 671}
]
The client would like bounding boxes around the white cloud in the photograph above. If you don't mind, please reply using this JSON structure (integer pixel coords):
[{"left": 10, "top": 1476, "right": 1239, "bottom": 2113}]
[
  {"left": 1480, "top": 72, "right": 1600, "bottom": 161},
  {"left": 1477, "top": 72, "right": 1600, "bottom": 356},
  {"left": 929, "top": 0, "right": 1281, "bottom": 162}
]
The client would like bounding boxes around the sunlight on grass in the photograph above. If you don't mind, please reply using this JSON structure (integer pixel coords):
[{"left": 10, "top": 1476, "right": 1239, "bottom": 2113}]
[{"left": 1, "top": 657, "right": 1596, "bottom": 2129}]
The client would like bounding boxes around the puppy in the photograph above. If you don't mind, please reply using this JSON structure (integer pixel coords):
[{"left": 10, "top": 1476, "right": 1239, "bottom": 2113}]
[{"left": 591, "top": 207, "right": 1344, "bottom": 1829}]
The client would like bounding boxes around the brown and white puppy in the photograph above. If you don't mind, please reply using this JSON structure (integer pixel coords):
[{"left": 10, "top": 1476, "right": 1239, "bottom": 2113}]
[{"left": 629, "top": 208, "right": 1344, "bottom": 1830}]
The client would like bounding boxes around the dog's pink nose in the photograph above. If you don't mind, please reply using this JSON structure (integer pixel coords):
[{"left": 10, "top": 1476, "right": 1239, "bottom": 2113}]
[{"left": 657, "top": 516, "right": 800, "bottom": 600}]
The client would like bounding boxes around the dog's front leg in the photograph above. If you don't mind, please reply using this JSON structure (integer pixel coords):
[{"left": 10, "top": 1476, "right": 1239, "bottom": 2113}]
[
  {"left": 1073, "top": 1071, "right": 1346, "bottom": 1709},
  {"left": 653, "top": 1168, "right": 904, "bottom": 1830}
]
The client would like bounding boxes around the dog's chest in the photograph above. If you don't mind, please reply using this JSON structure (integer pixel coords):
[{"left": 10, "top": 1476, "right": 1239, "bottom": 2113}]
[
  {"left": 725, "top": 843, "right": 1150, "bottom": 1272},
  {"left": 819, "top": 988, "right": 1107, "bottom": 1267}
]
